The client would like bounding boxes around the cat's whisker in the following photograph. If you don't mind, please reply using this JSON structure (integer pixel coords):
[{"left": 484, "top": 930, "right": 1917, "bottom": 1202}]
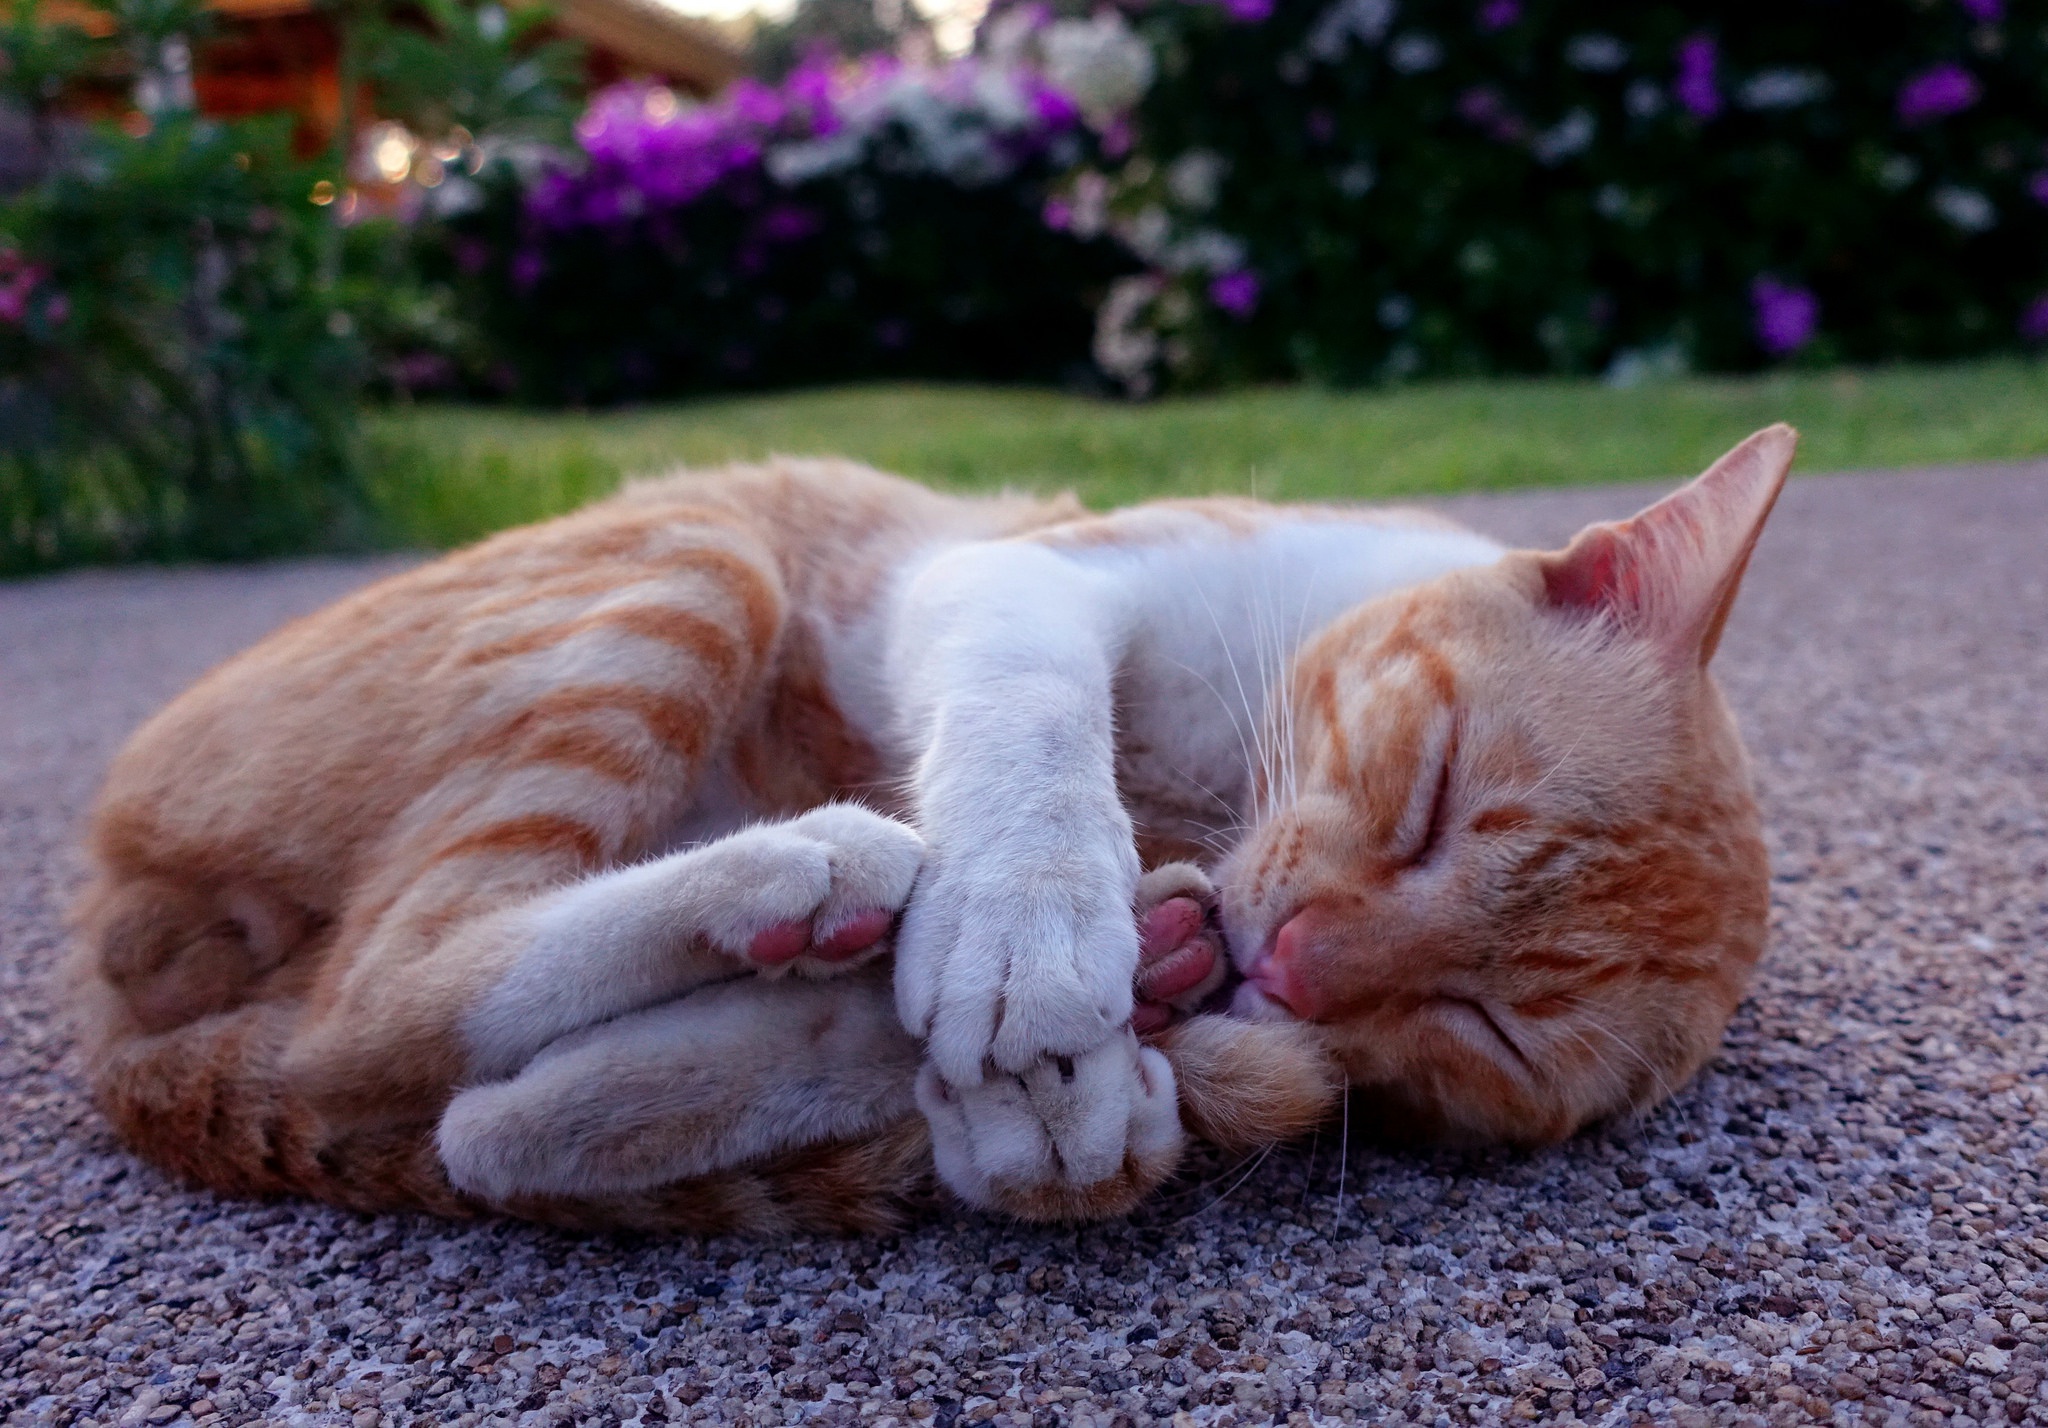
[
  {"left": 1168, "top": 648, "right": 1263, "bottom": 824},
  {"left": 1523, "top": 728, "right": 1590, "bottom": 802},
  {"left": 1187, "top": 577, "right": 1261, "bottom": 819},
  {"left": 1333, "top": 1088, "right": 1351, "bottom": 1231},
  {"left": 1553, "top": 999, "right": 1677, "bottom": 1109},
  {"left": 1178, "top": 1143, "right": 1277, "bottom": 1224}
]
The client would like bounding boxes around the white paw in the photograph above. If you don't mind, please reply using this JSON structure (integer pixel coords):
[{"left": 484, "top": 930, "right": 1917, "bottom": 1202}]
[
  {"left": 694, "top": 803, "right": 925, "bottom": 975},
  {"left": 895, "top": 837, "right": 1141, "bottom": 1084},
  {"left": 917, "top": 1031, "right": 1185, "bottom": 1217}
]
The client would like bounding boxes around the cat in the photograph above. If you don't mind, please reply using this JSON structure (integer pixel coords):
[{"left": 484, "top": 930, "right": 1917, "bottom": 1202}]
[{"left": 65, "top": 424, "right": 1794, "bottom": 1232}]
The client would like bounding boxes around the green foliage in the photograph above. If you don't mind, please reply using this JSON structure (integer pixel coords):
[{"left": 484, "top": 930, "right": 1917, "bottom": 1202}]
[
  {"left": 0, "top": 114, "right": 367, "bottom": 572},
  {"left": 364, "top": 360, "right": 2048, "bottom": 546},
  {"left": 359, "top": 0, "right": 581, "bottom": 148},
  {"left": 0, "top": 0, "right": 102, "bottom": 117}
]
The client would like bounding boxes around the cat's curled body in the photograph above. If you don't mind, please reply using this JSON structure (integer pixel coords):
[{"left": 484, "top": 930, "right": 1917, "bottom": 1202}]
[{"left": 69, "top": 426, "right": 1796, "bottom": 1233}]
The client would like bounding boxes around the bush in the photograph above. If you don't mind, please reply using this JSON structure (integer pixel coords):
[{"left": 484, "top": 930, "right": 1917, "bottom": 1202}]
[
  {"left": 429, "top": 58, "right": 1138, "bottom": 403},
  {"left": 1047, "top": 0, "right": 2048, "bottom": 391},
  {"left": 0, "top": 113, "right": 367, "bottom": 572}
]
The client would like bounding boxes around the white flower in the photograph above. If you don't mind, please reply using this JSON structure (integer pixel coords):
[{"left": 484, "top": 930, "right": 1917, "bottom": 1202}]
[
  {"left": 1532, "top": 108, "right": 1595, "bottom": 165},
  {"left": 1166, "top": 228, "right": 1248, "bottom": 275},
  {"left": 766, "top": 132, "right": 864, "bottom": 185},
  {"left": 1738, "top": 69, "right": 1832, "bottom": 110},
  {"left": 1624, "top": 79, "right": 1665, "bottom": 118},
  {"left": 1067, "top": 169, "right": 1111, "bottom": 239},
  {"left": 1931, "top": 185, "right": 1995, "bottom": 232},
  {"left": 1041, "top": 13, "right": 1155, "bottom": 126},
  {"left": 1594, "top": 183, "right": 1630, "bottom": 219},
  {"left": 1604, "top": 343, "right": 1690, "bottom": 388},
  {"left": 1564, "top": 34, "right": 1628, "bottom": 72},
  {"left": 1387, "top": 33, "right": 1443, "bottom": 73},
  {"left": 1166, "top": 150, "right": 1228, "bottom": 211},
  {"left": 1094, "top": 274, "right": 1164, "bottom": 392},
  {"left": 1306, "top": 0, "right": 1396, "bottom": 63},
  {"left": 1333, "top": 161, "right": 1376, "bottom": 197},
  {"left": 1120, "top": 204, "right": 1172, "bottom": 261}
]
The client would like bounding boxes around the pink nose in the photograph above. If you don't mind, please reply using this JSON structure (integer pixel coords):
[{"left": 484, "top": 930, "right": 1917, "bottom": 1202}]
[{"left": 1249, "top": 913, "right": 1321, "bottom": 1020}]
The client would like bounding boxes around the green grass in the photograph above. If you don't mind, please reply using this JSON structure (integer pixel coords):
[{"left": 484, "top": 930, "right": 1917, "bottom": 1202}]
[{"left": 365, "top": 359, "right": 2048, "bottom": 548}]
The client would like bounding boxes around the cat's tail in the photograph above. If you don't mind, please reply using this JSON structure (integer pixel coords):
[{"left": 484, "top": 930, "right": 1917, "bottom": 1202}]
[
  {"left": 63, "top": 869, "right": 461, "bottom": 1214},
  {"left": 1156, "top": 1014, "right": 1346, "bottom": 1155}
]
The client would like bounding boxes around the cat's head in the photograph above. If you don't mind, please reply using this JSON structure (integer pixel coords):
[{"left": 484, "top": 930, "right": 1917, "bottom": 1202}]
[{"left": 1215, "top": 425, "right": 1793, "bottom": 1146}]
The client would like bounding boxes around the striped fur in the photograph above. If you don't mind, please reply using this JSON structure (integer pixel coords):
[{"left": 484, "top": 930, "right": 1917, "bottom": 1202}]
[{"left": 65, "top": 431, "right": 1791, "bottom": 1232}]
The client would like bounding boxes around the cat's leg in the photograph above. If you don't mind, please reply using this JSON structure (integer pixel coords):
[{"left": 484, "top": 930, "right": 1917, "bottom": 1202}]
[
  {"left": 456, "top": 802, "right": 924, "bottom": 1082},
  {"left": 887, "top": 542, "right": 1184, "bottom": 1213},
  {"left": 439, "top": 966, "right": 922, "bottom": 1203}
]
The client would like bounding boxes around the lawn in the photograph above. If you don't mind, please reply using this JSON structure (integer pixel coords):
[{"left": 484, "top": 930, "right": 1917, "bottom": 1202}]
[{"left": 365, "top": 359, "right": 2048, "bottom": 548}]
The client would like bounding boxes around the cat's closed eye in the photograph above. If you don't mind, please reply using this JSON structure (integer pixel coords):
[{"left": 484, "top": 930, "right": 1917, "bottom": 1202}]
[{"left": 1403, "top": 752, "right": 1456, "bottom": 869}]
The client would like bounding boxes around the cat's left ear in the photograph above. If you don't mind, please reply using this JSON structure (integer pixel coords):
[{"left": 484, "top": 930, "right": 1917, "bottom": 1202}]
[{"left": 1539, "top": 423, "right": 1796, "bottom": 667}]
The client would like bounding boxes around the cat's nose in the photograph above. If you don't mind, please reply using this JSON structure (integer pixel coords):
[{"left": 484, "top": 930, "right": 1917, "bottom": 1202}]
[{"left": 1247, "top": 914, "right": 1321, "bottom": 1020}]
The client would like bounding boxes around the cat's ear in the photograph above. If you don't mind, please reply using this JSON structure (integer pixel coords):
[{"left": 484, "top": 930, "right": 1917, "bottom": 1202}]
[{"left": 1539, "top": 424, "right": 1796, "bottom": 667}]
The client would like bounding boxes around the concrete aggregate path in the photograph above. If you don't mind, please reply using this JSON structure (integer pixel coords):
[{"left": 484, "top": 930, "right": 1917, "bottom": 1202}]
[{"left": 2, "top": 464, "right": 2046, "bottom": 1428}]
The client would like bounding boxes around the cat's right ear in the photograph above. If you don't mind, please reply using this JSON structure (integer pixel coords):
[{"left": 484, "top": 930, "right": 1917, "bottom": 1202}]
[{"left": 1538, "top": 423, "right": 1796, "bottom": 668}]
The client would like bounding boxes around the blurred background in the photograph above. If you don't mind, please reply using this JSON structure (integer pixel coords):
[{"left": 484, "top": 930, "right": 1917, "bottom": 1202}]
[{"left": 3, "top": 0, "right": 2047, "bottom": 571}]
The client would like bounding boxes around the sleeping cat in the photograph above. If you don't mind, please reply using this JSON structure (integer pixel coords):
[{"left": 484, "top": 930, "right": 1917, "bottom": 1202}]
[{"left": 66, "top": 425, "right": 1793, "bottom": 1232}]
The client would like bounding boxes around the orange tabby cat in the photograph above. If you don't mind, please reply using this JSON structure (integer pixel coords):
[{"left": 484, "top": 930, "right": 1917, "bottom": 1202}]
[{"left": 66, "top": 425, "right": 1794, "bottom": 1232}]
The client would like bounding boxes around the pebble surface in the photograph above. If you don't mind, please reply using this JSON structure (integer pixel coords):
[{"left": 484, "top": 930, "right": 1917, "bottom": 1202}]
[{"left": 3, "top": 464, "right": 2046, "bottom": 1428}]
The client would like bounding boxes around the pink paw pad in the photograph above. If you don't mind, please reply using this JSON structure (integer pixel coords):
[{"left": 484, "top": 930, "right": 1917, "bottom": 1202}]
[
  {"left": 812, "top": 908, "right": 893, "bottom": 961},
  {"left": 746, "top": 908, "right": 893, "bottom": 966},
  {"left": 747, "top": 920, "right": 813, "bottom": 965},
  {"left": 1133, "top": 894, "right": 1220, "bottom": 1032}
]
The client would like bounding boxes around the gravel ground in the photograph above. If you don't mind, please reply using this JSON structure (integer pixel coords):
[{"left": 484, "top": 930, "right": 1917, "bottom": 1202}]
[{"left": 3, "top": 463, "right": 2046, "bottom": 1428}]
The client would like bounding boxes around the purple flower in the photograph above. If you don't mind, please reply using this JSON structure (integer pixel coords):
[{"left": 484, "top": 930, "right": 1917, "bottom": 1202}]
[
  {"left": 1751, "top": 277, "right": 1817, "bottom": 356},
  {"left": 511, "top": 250, "right": 546, "bottom": 291},
  {"left": 41, "top": 292, "right": 68, "bottom": 326},
  {"left": 1210, "top": 268, "right": 1261, "bottom": 318},
  {"left": 1477, "top": 0, "right": 1521, "bottom": 32},
  {"left": 1957, "top": 0, "right": 2004, "bottom": 21},
  {"left": 2021, "top": 296, "right": 2048, "bottom": 344},
  {"left": 1221, "top": 0, "right": 1274, "bottom": 21},
  {"left": 2030, "top": 172, "right": 2048, "bottom": 206},
  {"left": 1042, "top": 196, "right": 1074, "bottom": 231},
  {"left": 1457, "top": 85, "right": 1525, "bottom": 143},
  {"left": 1897, "top": 63, "right": 1979, "bottom": 123},
  {"left": 1674, "top": 34, "right": 1721, "bottom": 120},
  {"left": 1025, "top": 79, "right": 1081, "bottom": 130},
  {"left": 758, "top": 204, "right": 818, "bottom": 243}
]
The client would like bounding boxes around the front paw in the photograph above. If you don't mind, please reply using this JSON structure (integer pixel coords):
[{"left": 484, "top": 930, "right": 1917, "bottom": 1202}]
[
  {"left": 895, "top": 844, "right": 1140, "bottom": 1084},
  {"left": 699, "top": 804, "right": 925, "bottom": 977},
  {"left": 917, "top": 1032, "right": 1185, "bottom": 1222}
]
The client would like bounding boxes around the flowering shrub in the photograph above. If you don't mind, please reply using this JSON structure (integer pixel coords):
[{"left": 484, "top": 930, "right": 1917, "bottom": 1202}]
[
  {"left": 433, "top": 56, "right": 1135, "bottom": 402},
  {"left": 1045, "top": 0, "right": 2048, "bottom": 391}
]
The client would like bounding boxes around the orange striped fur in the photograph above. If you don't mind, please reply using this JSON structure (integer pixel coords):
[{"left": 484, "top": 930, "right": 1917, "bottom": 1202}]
[{"left": 66, "top": 430, "right": 1792, "bottom": 1232}]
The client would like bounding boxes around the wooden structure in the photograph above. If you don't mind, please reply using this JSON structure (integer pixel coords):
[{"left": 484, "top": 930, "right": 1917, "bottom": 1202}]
[{"left": 33, "top": 0, "right": 743, "bottom": 153}]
